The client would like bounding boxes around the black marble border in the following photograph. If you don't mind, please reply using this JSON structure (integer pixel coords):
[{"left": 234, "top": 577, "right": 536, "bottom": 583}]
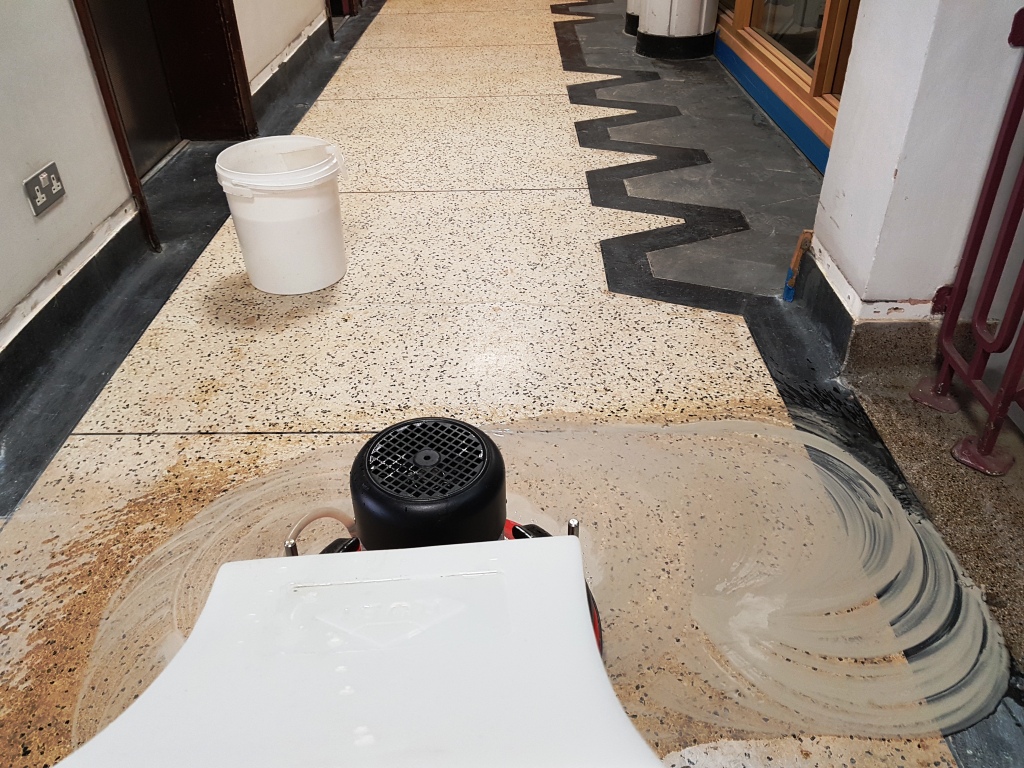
[
  {"left": 552, "top": 0, "right": 1023, "bottom": 716},
  {"left": 551, "top": 0, "right": 925, "bottom": 510},
  {"left": 553, "top": 2, "right": 756, "bottom": 314},
  {"left": 0, "top": 1, "right": 385, "bottom": 522}
]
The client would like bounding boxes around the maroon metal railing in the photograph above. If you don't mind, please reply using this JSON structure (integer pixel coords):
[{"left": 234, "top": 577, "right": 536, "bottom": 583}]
[{"left": 911, "top": 8, "right": 1024, "bottom": 476}]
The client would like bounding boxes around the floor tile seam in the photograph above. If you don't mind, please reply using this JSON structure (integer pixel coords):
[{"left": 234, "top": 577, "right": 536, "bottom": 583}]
[
  {"left": 371, "top": 9, "right": 577, "bottom": 16},
  {"left": 352, "top": 43, "right": 559, "bottom": 50},
  {"left": 379, "top": 10, "right": 571, "bottom": 16},
  {"left": 71, "top": 399, "right": 792, "bottom": 436},
  {"left": 339, "top": 186, "right": 594, "bottom": 194},
  {"left": 337, "top": 187, "right": 590, "bottom": 193},
  {"left": 73, "top": 403, "right": 792, "bottom": 434},
  {"left": 98, "top": 294, "right": 733, "bottom": 316},
  {"left": 65, "top": 411, "right": 792, "bottom": 440},
  {"left": 314, "top": 92, "right": 576, "bottom": 102},
  {"left": 309, "top": 91, "right": 573, "bottom": 102},
  {"left": 339, "top": 42, "right": 561, "bottom": 52},
  {"left": 67, "top": 430, "right": 379, "bottom": 437}
]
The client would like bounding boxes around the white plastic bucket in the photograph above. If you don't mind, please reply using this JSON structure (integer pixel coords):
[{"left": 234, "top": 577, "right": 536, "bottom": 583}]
[{"left": 215, "top": 136, "right": 348, "bottom": 295}]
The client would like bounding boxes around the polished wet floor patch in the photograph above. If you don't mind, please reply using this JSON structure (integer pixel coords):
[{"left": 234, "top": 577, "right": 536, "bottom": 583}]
[{"left": 60, "top": 423, "right": 1005, "bottom": 753}]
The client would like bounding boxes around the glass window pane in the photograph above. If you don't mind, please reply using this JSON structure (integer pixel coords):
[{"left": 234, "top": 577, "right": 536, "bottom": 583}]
[{"left": 752, "top": 0, "right": 827, "bottom": 73}]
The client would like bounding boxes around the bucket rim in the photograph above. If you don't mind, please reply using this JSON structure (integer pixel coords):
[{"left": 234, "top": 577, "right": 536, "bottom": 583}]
[{"left": 215, "top": 136, "right": 342, "bottom": 192}]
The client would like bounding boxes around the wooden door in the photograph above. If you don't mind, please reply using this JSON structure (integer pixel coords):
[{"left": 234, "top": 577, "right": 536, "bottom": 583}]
[{"left": 83, "top": 0, "right": 180, "bottom": 176}]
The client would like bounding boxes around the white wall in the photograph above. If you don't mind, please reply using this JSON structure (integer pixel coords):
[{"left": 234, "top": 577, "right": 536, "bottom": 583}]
[
  {"left": 234, "top": 0, "right": 325, "bottom": 86},
  {"left": 0, "top": 0, "right": 328, "bottom": 344},
  {"left": 814, "top": 0, "right": 1023, "bottom": 319},
  {"left": 0, "top": 1, "right": 132, "bottom": 324}
]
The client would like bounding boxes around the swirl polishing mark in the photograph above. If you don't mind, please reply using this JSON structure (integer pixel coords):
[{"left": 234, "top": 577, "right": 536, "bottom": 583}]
[{"left": 72, "top": 424, "right": 1007, "bottom": 745}]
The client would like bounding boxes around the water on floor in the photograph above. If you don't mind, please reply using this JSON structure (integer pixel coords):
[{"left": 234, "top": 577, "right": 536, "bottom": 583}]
[
  {"left": 63, "top": 424, "right": 1006, "bottom": 749},
  {"left": 0, "top": 0, "right": 1011, "bottom": 766}
]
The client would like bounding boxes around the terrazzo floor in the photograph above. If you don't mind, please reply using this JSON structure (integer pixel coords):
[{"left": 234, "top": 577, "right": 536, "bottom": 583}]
[{"left": 0, "top": 1, "right": 979, "bottom": 767}]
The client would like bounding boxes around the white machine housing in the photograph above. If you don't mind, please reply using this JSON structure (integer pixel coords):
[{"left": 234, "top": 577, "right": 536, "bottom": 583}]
[{"left": 60, "top": 536, "right": 661, "bottom": 768}]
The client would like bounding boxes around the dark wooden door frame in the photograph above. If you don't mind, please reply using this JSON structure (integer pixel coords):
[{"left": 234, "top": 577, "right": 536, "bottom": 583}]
[
  {"left": 148, "top": 0, "right": 258, "bottom": 140},
  {"left": 325, "top": 0, "right": 336, "bottom": 40},
  {"left": 71, "top": 0, "right": 258, "bottom": 252},
  {"left": 71, "top": 0, "right": 161, "bottom": 250},
  {"left": 328, "top": 0, "right": 363, "bottom": 22}
]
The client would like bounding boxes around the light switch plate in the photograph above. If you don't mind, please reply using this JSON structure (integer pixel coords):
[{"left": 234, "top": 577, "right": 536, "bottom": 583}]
[{"left": 24, "top": 162, "right": 66, "bottom": 216}]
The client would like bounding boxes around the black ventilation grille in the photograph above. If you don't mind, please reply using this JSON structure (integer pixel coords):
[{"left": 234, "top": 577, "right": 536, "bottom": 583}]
[{"left": 366, "top": 419, "right": 487, "bottom": 500}]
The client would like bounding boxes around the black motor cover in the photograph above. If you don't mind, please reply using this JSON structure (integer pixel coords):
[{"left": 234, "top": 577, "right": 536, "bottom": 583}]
[{"left": 350, "top": 418, "right": 506, "bottom": 550}]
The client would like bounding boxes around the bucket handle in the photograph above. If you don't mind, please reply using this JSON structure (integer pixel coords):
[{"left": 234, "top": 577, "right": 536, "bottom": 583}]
[
  {"left": 325, "top": 144, "right": 349, "bottom": 181},
  {"left": 220, "top": 180, "right": 255, "bottom": 198}
]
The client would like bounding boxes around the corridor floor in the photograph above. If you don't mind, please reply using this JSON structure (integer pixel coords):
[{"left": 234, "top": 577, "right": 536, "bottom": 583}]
[{"left": 0, "top": 1, "right": 1009, "bottom": 767}]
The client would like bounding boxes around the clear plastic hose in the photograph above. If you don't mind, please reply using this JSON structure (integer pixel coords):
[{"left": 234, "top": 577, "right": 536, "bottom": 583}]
[{"left": 284, "top": 504, "right": 355, "bottom": 556}]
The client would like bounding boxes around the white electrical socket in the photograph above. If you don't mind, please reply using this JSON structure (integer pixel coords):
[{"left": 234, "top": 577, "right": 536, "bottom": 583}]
[{"left": 24, "top": 162, "right": 66, "bottom": 216}]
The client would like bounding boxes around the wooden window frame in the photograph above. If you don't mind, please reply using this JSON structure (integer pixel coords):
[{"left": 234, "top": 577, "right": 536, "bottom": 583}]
[{"left": 717, "top": 0, "right": 856, "bottom": 147}]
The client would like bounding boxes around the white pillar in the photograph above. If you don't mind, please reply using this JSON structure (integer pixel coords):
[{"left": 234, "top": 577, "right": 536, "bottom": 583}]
[
  {"left": 813, "top": 0, "right": 1024, "bottom": 321},
  {"left": 635, "top": 0, "right": 717, "bottom": 59}
]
